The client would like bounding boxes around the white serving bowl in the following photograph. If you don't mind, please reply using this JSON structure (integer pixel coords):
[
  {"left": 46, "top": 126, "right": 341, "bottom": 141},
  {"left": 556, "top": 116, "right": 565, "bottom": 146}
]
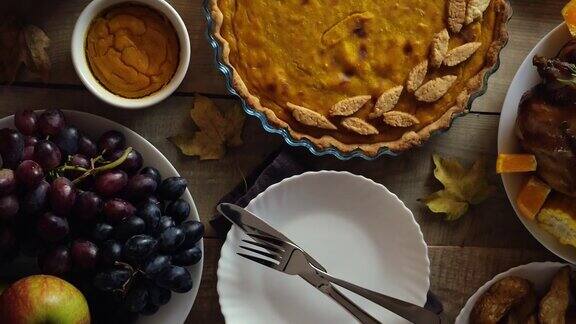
[
  {"left": 497, "top": 23, "right": 576, "bottom": 263},
  {"left": 0, "top": 110, "right": 203, "bottom": 324},
  {"left": 455, "top": 262, "right": 573, "bottom": 323},
  {"left": 71, "top": 0, "right": 191, "bottom": 109}
]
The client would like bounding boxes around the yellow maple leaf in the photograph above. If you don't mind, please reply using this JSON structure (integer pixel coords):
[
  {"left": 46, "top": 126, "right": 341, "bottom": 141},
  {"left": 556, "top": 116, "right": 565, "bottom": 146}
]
[
  {"left": 169, "top": 95, "right": 245, "bottom": 160},
  {"left": 421, "top": 154, "right": 495, "bottom": 220}
]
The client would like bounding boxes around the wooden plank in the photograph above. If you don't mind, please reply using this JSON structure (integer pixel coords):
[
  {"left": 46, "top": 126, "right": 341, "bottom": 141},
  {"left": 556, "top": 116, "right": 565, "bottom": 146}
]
[
  {"left": 470, "top": 0, "right": 564, "bottom": 113},
  {"left": 187, "top": 238, "right": 559, "bottom": 323},
  {"left": 0, "top": 86, "right": 542, "bottom": 249},
  {"left": 2, "top": 0, "right": 566, "bottom": 103}
]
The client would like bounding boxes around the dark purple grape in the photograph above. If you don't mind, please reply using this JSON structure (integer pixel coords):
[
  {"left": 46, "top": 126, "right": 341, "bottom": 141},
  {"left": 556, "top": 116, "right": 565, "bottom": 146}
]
[
  {"left": 121, "top": 150, "right": 142, "bottom": 175},
  {"left": 37, "top": 212, "right": 69, "bottom": 242},
  {"left": 124, "top": 283, "right": 149, "bottom": 313},
  {"left": 103, "top": 198, "right": 135, "bottom": 224},
  {"left": 70, "top": 154, "right": 90, "bottom": 169},
  {"left": 71, "top": 239, "right": 99, "bottom": 269},
  {"left": 94, "top": 268, "right": 132, "bottom": 292},
  {"left": 180, "top": 220, "right": 204, "bottom": 249},
  {"left": 158, "top": 177, "right": 187, "bottom": 201},
  {"left": 148, "top": 284, "right": 171, "bottom": 306},
  {"left": 78, "top": 135, "right": 98, "bottom": 158},
  {"left": 93, "top": 223, "right": 114, "bottom": 242},
  {"left": 159, "top": 227, "right": 184, "bottom": 252},
  {"left": 54, "top": 126, "right": 80, "bottom": 157},
  {"left": 95, "top": 170, "right": 127, "bottom": 197},
  {"left": 14, "top": 110, "right": 38, "bottom": 135},
  {"left": 34, "top": 140, "right": 62, "bottom": 170},
  {"left": 166, "top": 199, "right": 190, "bottom": 224},
  {"left": 100, "top": 240, "right": 123, "bottom": 266},
  {"left": 0, "top": 169, "right": 16, "bottom": 196},
  {"left": 16, "top": 160, "right": 44, "bottom": 188},
  {"left": 49, "top": 177, "right": 76, "bottom": 214},
  {"left": 0, "top": 195, "right": 19, "bottom": 223},
  {"left": 136, "top": 202, "right": 161, "bottom": 234},
  {"left": 39, "top": 245, "right": 71, "bottom": 276},
  {"left": 21, "top": 180, "right": 49, "bottom": 215},
  {"left": 73, "top": 191, "right": 102, "bottom": 222},
  {"left": 38, "top": 109, "right": 65, "bottom": 136},
  {"left": 140, "top": 167, "right": 161, "bottom": 187},
  {"left": 142, "top": 255, "right": 171, "bottom": 279},
  {"left": 116, "top": 216, "right": 145, "bottom": 241},
  {"left": 25, "top": 136, "right": 38, "bottom": 147},
  {"left": 157, "top": 216, "right": 175, "bottom": 235},
  {"left": 140, "top": 303, "right": 159, "bottom": 316},
  {"left": 22, "top": 146, "right": 35, "bottom": 161},
  {"left": 0, "top": 128, "right": 25, "bottom": 168},
  {"left": 123, "top": 235, "right": 157, "bottom": 261},
  {"left": 139, "top": 196, "right": 160, "bottom": 207},
  {"left": 172, "top": 246, "right": 202, "bottom": 266},
  {"left": 0, "top": 227, "right": 18, "bottom": 262},
  {"left": 156, "top": 265, "right": 193, "bottom": 293},
  {"left": 125, "top": 174, "right": 157, "bottom": 201},
  {"left": 98, "top": 130, "right": 125, "bottom": 153}
]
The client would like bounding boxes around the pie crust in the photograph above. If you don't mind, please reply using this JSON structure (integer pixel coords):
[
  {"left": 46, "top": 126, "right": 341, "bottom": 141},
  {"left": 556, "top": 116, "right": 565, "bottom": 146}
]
[{"left": 209, "top": 0, "right": 511, "bottom": 157}]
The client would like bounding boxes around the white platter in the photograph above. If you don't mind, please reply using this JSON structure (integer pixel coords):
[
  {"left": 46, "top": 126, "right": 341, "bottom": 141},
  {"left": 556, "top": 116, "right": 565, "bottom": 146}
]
[
  {"left": 455, "top": 262, "right": 573, "bottom": 323},
  {"left": 217, "top": 171, "right": 430, "bottom": 324},
  {"left": 498, "top": 23, "right": 576, "bottom": 263},
  {"left": 0, "top": 110, "right": 203, "bottom": 324}
]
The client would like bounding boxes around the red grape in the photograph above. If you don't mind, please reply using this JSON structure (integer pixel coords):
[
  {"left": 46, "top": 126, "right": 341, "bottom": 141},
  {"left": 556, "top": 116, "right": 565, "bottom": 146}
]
[
  {"left": 38, "top": 109, "right": 65, "bottom": 136},
  {"left": 49, "top": 177, "right": 76, "bottom": 214},
  {"left": 71, "top": 239, "right": 99, "bottom": 269},
  {"left": 34, "top": 140, "right": 62, "bottom": 170},
  {"left": 25, "top": 136, "right": 38, "bottom": 147},
  {"left": 0, "top": 169, "right": 16, "bottom": 196},
  {"left": 0, "top": 195, "right": 19, "bottom": 223},
  {"left": 16, "top": 160, "right": 44, "bottom": 188},
  {"left": 71, "top": 154, "right": 90, "bottom": 169},
  {"left": 125, "top": 174, "right": 157, "bottom": 201},
  {"left": 14, "top": 110, "right": 38, "bottom": 135},
  {"left": 95, "top": 170, "right": 127, "bottom": 197},
  {"left": 0, "top": 128, "right": 24, "bottom": 168},
  {"left": 73, "top": 191, "right": 102, "bottom": 222},
  {"left": 103, "top": 198, "right": 135, "bottom": 224},
  {"left": 109, "top": 149, "right": 142, "bottom": 174},
  {"left": 78, "top": 135, "right": 98, "bottom": 158},
  {"left": 54, "top": 126, "right": 80, "bottom": 157},
  {"left": 140, "top": 167, "right": 161, "bottom": 187},
  {"left": 21, "top": 180, "right": 49, "bottom": 216},
  {"left": 39, "top": 245, "right": 71, "bottom": 276},
  {"left": 37, "top": 212, "right": 69, "bottom": 242},
  {"left": 22, "top": 146, "right": 35, "bottom": 161},
  {"left": 98, "top": 130, "right": 125, "bottom": 153}
]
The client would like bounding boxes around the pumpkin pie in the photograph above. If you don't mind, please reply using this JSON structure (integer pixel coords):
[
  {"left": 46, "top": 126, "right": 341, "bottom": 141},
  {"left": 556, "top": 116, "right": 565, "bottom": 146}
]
[{"left": 209, "top": 0, "right": 511, "bottom": 156}]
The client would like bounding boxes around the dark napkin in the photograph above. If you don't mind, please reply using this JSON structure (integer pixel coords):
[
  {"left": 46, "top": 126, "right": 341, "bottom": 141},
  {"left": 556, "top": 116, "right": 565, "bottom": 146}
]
[{"left": 210, "top": 148, "right": 444, "bottom": 315}]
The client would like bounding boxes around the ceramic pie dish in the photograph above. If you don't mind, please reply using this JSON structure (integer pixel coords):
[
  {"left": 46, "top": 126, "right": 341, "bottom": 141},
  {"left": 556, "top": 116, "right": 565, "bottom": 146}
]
[{"left": 204, "top": 0, "right": 512, "bottom": 160}]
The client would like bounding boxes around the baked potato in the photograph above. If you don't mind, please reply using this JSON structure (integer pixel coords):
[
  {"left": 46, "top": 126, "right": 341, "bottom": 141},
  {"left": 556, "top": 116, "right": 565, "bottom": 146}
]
[{"left": 540, "top": 266, "right": 571, "bottom": 324}]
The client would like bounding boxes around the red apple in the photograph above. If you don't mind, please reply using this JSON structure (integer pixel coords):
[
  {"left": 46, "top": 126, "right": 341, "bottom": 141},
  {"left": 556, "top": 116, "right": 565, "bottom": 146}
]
[{"left": 0, "top": 275, "right": 90, "bottom": 324}]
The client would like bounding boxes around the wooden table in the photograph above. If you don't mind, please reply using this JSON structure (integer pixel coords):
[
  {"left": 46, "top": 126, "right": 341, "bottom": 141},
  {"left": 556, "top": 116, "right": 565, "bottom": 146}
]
[{"left": 0, "top": 0, "right": 567, "bottom": 322}]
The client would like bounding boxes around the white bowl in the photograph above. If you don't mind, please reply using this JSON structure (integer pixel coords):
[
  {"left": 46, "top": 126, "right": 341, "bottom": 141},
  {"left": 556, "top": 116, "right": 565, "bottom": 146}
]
[
  {"left": 455, "top": 262, "right": 573, "bottom": 323},
  {"left": 0, "top": 110, "right": 203, "bottom": 324},
  {"left": 217, "top": 171, "right": 430, "bottom": 324},
  {"left": 71, "top": 0, "right": 191, "bottom": 109},
  {"left": 497, "top": 23, "right": 576, "bottom": 263}
]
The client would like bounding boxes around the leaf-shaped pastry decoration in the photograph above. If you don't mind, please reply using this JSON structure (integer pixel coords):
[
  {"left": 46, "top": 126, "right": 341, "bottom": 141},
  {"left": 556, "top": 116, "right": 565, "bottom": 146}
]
[
  {"left": 329, "top": 95, "right": 371, "bottom": 116},
  {"left": 443, "top": 42, "right": 482, "bottom": 67},
  {"left": 341, "top": 117, "right": 379, "bottom": 135},
  {"left": 287, "top": 102, "right": 337, "bottom": 130},
  {"left": 382, "top": 111, "right": 420, "bottom": 128},
  {"left": 448, "top": 0, "right": 467, "bottom": 33},
  {"left": 369, "top": 86, "right": 403, "bottom": 118},
  {"left": 414, "top": 75, "right": 457, "bottom": 103},
  {"left": 430, "top": 30, "right": 449, "bottom": 69},
  {"left": 465, "top": 0, "right": 491, "bottom": 25},
  {"left": 406, "top": 61, "right": 428, "bottom": 93}
]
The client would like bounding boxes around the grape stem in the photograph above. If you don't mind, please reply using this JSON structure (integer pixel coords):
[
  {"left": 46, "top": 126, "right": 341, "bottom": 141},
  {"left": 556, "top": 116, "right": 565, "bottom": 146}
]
[{"left": 72, "top": 147, "right": 133, "bottom": 185}]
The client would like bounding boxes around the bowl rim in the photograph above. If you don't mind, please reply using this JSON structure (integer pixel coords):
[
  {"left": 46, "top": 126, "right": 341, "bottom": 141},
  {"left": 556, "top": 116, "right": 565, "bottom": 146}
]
[
  {"left": 0, "top": 110, "right": 204, "bottom": 324},
  {"left": 71, "top": 0, "right": 191, "bottom": 110},
  {"left": 202, "top": 0, "right": 513, "bottom": 160}
]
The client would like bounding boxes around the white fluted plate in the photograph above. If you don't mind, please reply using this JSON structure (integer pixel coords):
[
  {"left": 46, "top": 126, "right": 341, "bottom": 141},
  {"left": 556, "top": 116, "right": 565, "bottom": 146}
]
[{"left": 217, "top": 171, "right": 430, "bottom": 324}]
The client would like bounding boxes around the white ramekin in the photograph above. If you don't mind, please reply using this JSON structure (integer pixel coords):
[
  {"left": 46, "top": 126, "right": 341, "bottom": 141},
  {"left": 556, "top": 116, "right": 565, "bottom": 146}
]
[{"left": 71, "top": 0, "right": 191, "bottom": 109}]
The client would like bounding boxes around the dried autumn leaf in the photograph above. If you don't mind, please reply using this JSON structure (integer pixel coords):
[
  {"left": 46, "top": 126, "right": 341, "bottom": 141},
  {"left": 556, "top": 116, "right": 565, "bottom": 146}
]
[
  {"left": 23, "top": 25, "right": 51, "bottom": 82},
  {"left": 169, "top": 96, "right": 245, "bottom": 160},
  {"left": 421, "top": 154, "right": 495, "bottom": 220}
]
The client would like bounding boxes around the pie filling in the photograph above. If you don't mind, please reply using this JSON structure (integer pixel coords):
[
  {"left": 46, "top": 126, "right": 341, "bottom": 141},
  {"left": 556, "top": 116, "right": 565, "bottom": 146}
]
[{"left": 217, "top": 0, "right": 503, "bottom": 145}]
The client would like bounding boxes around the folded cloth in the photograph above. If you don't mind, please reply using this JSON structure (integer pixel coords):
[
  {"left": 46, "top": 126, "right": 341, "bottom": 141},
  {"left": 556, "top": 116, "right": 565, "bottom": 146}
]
[{"left": 210, "top": 147, "right": 444, "bottom": 315}]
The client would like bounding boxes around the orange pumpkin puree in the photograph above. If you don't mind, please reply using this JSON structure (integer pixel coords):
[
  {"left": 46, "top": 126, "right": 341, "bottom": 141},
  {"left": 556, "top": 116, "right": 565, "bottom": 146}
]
[{"left": 86, "top": 4, "right": 180, "bottom": 98}]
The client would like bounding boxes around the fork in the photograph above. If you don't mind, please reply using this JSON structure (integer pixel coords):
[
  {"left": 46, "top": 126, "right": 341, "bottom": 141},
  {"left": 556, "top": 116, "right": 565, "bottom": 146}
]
[{"left": 238, "top": 233, "right": 442, "bottom": 324}]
